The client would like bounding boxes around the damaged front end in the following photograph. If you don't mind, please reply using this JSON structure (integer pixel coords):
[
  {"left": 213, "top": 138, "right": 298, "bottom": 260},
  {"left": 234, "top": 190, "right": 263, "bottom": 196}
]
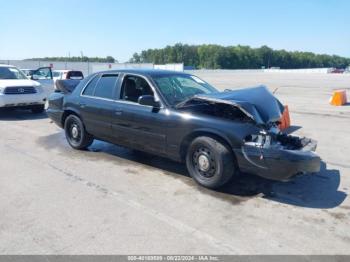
[
  {"left": 236, "top": 128, "right": 321, "bottom": 181},
  {"left": 177, "top": 85, "right": 321, "bottom": 181}
]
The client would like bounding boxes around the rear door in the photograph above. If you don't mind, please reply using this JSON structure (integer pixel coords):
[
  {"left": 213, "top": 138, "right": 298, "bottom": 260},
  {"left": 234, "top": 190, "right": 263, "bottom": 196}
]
[{"left": 78, "top": 73, "right": 119, "bottom": 140}]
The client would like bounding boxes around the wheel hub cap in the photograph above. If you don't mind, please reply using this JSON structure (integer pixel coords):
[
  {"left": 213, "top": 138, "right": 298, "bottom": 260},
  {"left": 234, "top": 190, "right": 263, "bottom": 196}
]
[
  {"left": 198, "top": 154, "right": 210, "bottom": 172},
  {"left": 71, "top": 125, "right": 79, "bottom": 139}
]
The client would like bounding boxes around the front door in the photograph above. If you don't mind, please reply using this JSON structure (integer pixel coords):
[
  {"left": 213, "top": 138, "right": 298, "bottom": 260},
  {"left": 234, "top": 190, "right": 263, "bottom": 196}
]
[
  {"left": 111, "top": 74, "right": 167, "bottom": 154},
  {"left": 32, "top": 67, "right": 54, "bottom": 96}
]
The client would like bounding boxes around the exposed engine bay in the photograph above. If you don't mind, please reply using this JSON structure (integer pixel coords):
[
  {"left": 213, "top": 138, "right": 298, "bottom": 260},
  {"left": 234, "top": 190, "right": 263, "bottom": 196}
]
[
  {"left": 178, "top": 99, "right": 253, "bottom": 122},
  {"left": 244, "top": 128, "right": 313, "bottom": 151},
  {"left": 177, "top": 85, "right": 285, "bottom": 126}
]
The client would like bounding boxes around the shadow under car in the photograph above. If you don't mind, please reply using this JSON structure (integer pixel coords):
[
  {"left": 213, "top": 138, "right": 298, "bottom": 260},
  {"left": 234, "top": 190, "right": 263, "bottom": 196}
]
[
  {"left": 0, "top": 108, "right": 48, "bottom": 121},
  {"left": 38, "top": 133, "right": 347, "bottom": 209}
]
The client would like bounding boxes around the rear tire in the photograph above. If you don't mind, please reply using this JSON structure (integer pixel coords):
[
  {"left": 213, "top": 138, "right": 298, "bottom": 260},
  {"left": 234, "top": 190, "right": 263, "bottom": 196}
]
[
  {"left": 31, "top": 105, "right": 45, "bottom": 114},
  {"left": 64, "top": 114, "right": 94, "bottom": 150},
  {"left": 186, "top": 136, "right": 236, "bottom": 189}
]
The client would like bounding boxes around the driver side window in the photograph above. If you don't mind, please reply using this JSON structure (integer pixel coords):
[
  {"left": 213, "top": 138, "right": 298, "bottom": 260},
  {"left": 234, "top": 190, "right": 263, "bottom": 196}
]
[{"left": 120, "top": 75, "right": 154, "bottom": 103}]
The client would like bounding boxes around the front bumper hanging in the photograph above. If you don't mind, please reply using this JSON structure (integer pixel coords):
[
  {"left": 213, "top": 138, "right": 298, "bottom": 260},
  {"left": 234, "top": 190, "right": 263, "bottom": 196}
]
[{"left": 235, "top": 138, "right": 321, "bottom": 181}]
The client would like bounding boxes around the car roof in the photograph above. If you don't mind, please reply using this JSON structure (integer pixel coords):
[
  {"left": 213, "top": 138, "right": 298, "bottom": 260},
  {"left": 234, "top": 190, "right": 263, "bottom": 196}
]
[
  {"left": 95, "top": 69, "right": 188, "bottom": 77},
  {"left": 53, "top": 70, "right": 83, "bottom": 72}
]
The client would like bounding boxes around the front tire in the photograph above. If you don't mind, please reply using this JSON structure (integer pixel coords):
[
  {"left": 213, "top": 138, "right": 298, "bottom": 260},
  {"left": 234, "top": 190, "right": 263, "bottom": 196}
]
[
  {"left": 64, "top": 114, "right": 94, "bottom": 150},
  {"left": 186, "top": 136, "right": 236, "bottom": 189}
]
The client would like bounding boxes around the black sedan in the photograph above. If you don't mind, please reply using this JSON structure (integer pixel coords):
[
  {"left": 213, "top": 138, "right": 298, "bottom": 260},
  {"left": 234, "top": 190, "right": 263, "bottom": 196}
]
[{"left": 47, "top": 69, "right": 320, "bottom": 189}]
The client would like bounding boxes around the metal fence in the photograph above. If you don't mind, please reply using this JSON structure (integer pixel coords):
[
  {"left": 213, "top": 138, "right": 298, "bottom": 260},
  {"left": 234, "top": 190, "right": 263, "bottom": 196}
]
[
  {"left": 0, "top": 60, "right": 185, "bottom": 76},
  {"left": 0, "top": 60, "right": 95, "bottom": 76}
]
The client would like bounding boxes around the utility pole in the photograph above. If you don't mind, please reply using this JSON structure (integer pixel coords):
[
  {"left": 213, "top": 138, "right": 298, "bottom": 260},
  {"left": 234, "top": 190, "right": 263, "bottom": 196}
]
[{"left": 66, "top": 51, "right": 70, "bottom": 69}]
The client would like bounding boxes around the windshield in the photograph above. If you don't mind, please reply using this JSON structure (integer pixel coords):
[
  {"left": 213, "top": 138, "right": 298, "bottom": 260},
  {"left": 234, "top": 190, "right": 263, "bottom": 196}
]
[
  {"left": 153, "top": 74, "right": 218, "bottom": 106},
  {"left": 0, "top": 67, "right": 28, "bottom": 80}
]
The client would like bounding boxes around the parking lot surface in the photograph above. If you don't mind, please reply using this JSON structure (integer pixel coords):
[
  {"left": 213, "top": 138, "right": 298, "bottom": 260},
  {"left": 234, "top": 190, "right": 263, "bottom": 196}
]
[{"left": 0, "top": 72, "right": 349, "bottom": 254}]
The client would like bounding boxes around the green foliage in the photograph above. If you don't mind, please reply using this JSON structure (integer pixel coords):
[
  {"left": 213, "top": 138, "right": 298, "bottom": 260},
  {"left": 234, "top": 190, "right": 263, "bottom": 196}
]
[
  {"left": 129, "top": 43, "right": 350, "bottom": 69},
  {"left": 26, "top": 56, "right": 117, "bottom": 63}
]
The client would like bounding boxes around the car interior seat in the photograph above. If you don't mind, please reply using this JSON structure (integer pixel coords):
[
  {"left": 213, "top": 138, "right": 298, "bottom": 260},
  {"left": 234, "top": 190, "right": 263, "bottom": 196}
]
[{"left": 124, "top": 78, "right": 141, "bottom": 102}]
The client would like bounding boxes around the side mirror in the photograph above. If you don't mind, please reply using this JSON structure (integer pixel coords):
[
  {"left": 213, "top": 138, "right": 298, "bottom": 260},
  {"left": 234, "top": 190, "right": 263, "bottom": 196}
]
[
  {"left": 31, "top": 75, "right": 39, "bottom": 80},
  {"left": 138, "top": 95, "right": 160, "bottom": 108}
]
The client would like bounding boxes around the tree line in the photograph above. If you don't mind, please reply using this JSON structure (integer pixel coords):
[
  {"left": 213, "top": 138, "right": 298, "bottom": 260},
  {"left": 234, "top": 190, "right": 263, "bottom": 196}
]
[
  {"left": 26, "top": 56, "right": 116, "bottom": 63},
  {"left": 129, "top": 43, "right": 350, "bottom": 69}
]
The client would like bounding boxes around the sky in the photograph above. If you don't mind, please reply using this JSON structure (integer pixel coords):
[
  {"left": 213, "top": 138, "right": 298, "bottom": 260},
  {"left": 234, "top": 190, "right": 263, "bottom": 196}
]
[{"left": 0, "top": 0, "right": 349, "bottom": 62}]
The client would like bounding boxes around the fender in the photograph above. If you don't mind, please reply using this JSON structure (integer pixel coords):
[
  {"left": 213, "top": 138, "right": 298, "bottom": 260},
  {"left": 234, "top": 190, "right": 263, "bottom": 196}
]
[
  {"left": 61, "top": 106, "right": 84, "bottom": 126},
  {"left": 178, "top": 127, "right": 242, "bottom": 162}
]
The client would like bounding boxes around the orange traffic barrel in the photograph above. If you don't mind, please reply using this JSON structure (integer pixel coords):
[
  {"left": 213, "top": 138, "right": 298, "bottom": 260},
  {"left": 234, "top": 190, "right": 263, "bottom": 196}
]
[
  {"left": 330, "top": 90, "right": 347, "bottom": 106},
  {"left": 279, "top": 105, "right": 291, "bottom": 130}
]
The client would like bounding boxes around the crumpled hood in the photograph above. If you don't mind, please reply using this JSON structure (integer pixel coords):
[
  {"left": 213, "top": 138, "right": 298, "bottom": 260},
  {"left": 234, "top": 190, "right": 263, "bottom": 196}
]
[
  {"left": 180, "top": 85, "right": 284, "bottom": 125},
  {"left": 0, "top": 79, "right": 40, "bottom": 88}
]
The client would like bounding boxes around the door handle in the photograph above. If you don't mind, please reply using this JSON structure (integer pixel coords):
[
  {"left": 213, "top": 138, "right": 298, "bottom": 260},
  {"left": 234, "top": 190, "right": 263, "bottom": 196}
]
[{"left": 114, "top": 110, "right": 123, "bottom": 116}]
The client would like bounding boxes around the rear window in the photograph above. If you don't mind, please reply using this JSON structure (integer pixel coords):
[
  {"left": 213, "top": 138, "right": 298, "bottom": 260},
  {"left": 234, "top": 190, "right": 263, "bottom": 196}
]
[
  {"left": 82, "top": 75, "right": 100, "bottom": 96},
  {"left": 94, "top": 74, "right": 118, "bottom": 99},
  {"left": 67, "top": 71, "right": 84, "bottom": 79}
]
